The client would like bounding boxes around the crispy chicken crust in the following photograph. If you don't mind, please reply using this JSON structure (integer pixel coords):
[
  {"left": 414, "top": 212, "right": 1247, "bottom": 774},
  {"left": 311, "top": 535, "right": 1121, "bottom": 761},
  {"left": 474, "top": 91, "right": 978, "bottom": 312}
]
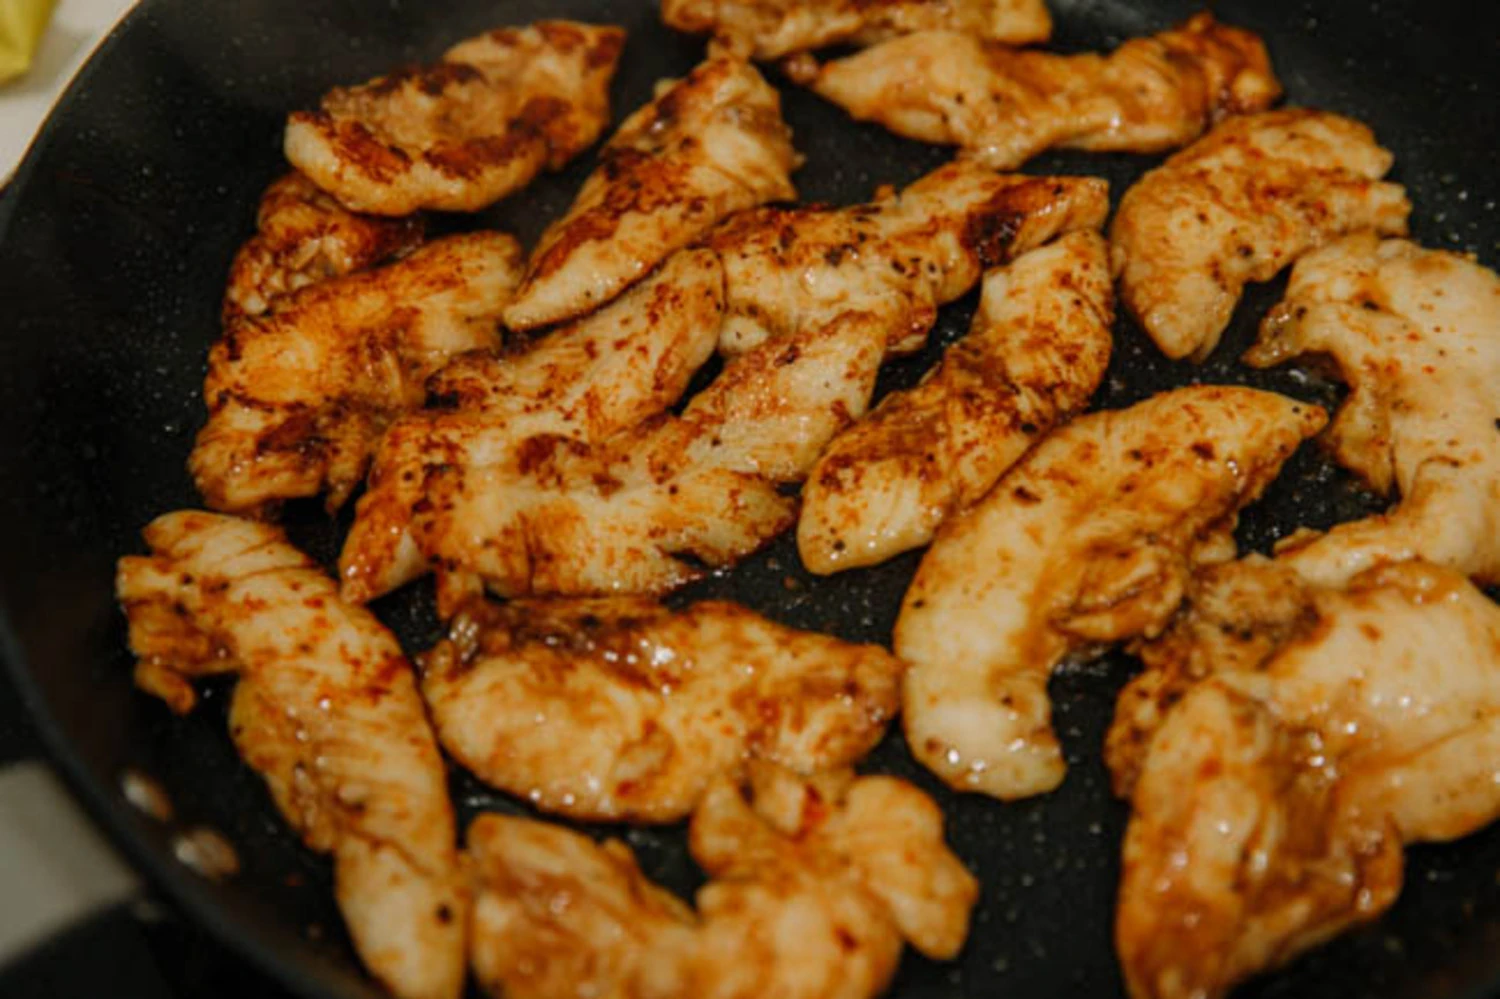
[
  {"left": 1246, "top": 234, "right": 1500, "bottom": 583},
  {"left": 503, "top": 53, "right": 799, "bottom": 331},
  {"left": 788, "top": 14, "right": 1279, "bottom": 170},
  {"left": 191, "top": 231, "right": 522, "bottom": 515},
  {"left": 1112, "top": 109, "right": 1411, "bottom": 360},
  {"left": 661, "top": 0, "right": 1052, "bottom": 60},
  {"left": 222, "top": 172, "right": 424, "bottom": 325},
  {"left": 420, "top": 597, "right": 903, "bottom": 822},
  {"left": 1117, "top": 561, "right": 1500, "bottom": 999},
  {"left": 115, "top": 511, "right": 464, "bottom": 999},
  {"left": 467, "top": 765, "right": 976, "bottom": 999},
  {"left": 285, "top": 22, "right": 624, "bottom": 215},
  {"left": 895, "top": 385, "right": 1325, "bottom": 799},
  {"left": 798, "top": 229, "right": 1113, "bottom": 574}
]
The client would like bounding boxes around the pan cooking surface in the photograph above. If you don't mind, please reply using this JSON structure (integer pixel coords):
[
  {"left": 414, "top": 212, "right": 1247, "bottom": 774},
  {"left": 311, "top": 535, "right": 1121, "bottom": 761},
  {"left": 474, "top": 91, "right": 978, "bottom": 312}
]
[{"left": 1, "top": 1, "right": 1499, "bottom": 997}]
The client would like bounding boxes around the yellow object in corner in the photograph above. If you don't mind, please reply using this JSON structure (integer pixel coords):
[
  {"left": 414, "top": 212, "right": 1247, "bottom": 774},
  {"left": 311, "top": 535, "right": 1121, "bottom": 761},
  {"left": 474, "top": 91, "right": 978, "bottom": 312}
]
[{"left": 0, "top": 0, "right": 58, "bottom": 85}]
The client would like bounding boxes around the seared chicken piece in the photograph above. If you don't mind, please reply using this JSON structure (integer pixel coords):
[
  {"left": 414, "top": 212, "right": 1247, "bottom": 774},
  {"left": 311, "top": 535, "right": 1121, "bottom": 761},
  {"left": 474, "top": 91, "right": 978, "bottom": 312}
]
[
  {"left": 1245, "top": 234, "right": 1500, "bottom": 584},
  {"left": 1112, "top": 110, "right": 1411, "bottom": 360},
  {"left": 468, "top": 764, "right": 977, "bottom": 999},
  {"left": 799, "top": 229, "right": 1113, "bottom": 574},
  {"left": 709, "top": 163, "right": 1108, "bottom": 356},
  {"left": 1119, "top": 561, "right": 1500, "bottom": 999},
  {"left": 896, "top": 385, "right": 1325, "bottom": 799},
  {"left": 661, "top": 0, "right": 1051, "bottom": 60},
  {"left": 421, "top": 597, "right": 903, "bottom": 822},
  {"left": 1118, "top": 681, "right": 1401, "bottom": 999},
  {"left": 788, "top": 14, "right": 1278, "bottom": 170},
  {"left": 191, "top": 232, "right": 521, "bottom": 515},
  {"left": 467, "top": 811, "right": 697, "bottom": 999},
  {"left": 339, "top": 247, "right": 725, "bottom": 605},
  {"left": 349, "top": 164, "right": 1108, "bottom": 604},
  {"left": 503, "top": 54, "right": 798, "bottom": 331},
  {"left": 222, "top": 172, "right": 424, "bottom": 325},
  {"left": 115, "top": 511, "right": 463, "bottom": 999},
  {"left": 1106, "top": 555, "right": 1311, "bottom": 798},
  {"left": 285, "top": 22, "right": 624, "bottom": 215}
]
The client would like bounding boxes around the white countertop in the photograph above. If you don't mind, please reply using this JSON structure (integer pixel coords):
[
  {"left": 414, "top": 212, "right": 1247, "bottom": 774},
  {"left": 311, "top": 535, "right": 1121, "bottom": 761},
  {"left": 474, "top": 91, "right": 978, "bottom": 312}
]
[{"left": 0, "top": 0, "right": 137, "bottom": 182}]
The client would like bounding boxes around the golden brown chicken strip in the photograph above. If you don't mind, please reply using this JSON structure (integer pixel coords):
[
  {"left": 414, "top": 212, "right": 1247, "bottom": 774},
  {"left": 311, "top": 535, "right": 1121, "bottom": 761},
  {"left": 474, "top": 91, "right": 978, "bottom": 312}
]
[
  {"left": 285, "top": 22, "right": 624, "bottom": 215},
  {"left": 1245, "top": 234, "right": 1500, "bottom": 583},
  {"left": 467, "top": 764, "right": 977, "bottom": 999},
  {"left": 421, "top": 597, "right": 903, "bottom": 822},
  {"left": 788, "top": 14, "right": 1278, "bottom": 170},
  {"left": 1105, "top": 555, "right": 1311, "bottom": 798},
  {"left": 895, "top": 385, "right": 1325, "bottom": 800},
  {"left": 799, "top": 229, "right": 1113, "bottom": 574},
  {"left": 1118, "top": 560, "right": 1500, "bottom": 999},
  {"left": 222, "top": 172, "right": 424, "bottom": 325},
  {"left": 343, "top": 164, "right": 1108, "bottom": 606},
  {"left": 662, "top": 0, "right": 1051, "bottom": 59},
  {"left": 1118, "top": 680, "right": 1401, "bottom": 999},
  {"left": 1112, "top": 110, "right": 1411, "bottom": 360},
  {"left": 115, "top": 511, "right": 464, "bottom": 999},
  {"left": 339, "top": 247, "right": 725, "bottom": 606},
  {"left": 503, "top": 53, "right": 798, "bottom": 331},
  {"left": 190, "top": 231, "right": 521, "bottom": 516}
]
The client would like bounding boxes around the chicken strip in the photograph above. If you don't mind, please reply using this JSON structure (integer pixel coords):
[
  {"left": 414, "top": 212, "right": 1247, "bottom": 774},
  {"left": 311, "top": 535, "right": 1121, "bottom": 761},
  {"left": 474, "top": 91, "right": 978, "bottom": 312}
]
[
  {"left": 1105, "top": 555, "right": 1311, "bottom": 798},
  {"left": 285, "top": 22, "right": 624, "bottom": 215},
  {"left": 339, "top": 247, "right": 725, "bottom": 605},
  {"left": 1119, "top": 560, "right": 1500, "bottom": 999},
  {"left": 222, "top": 172, "right": 424, "bottom": 325},
  {"left": 352, "top": 165, "right": 1108, "bottom": 605},
  {"left": 115, "top": 511, "right": 463, "bottom": 999},
  {"left": 467, "top": 764, "right": 977, "bottom": 999},
  {"left": 799, "top": 229, "right": 1113, "bottom": 574},
  {"left": 420, "top": 597, "right": 903, "bottom": 822},
  {"left": 895, "top": 385, "right": 1326, "bottom": 799},
  {"left": 191, "top": 231, "right": 521, "bottom": 515},
  {"left": 661, "top": 0, "right": 1051, "bottom": 60},
  {"left": 1245, "top": 234, "right": 1500, "bottom": 584},
  {"left": 1112, "top": 109, "right": 1411, "bottom": 360},
  {"left": 503, "top": 53, "right": 798, "bottom": 331},
  {"left": 1118, "top": 681, "right": 1401, "bottom": 999},
  {"left": 787, "top": 14, "right": 1278, "bottom": 170}
]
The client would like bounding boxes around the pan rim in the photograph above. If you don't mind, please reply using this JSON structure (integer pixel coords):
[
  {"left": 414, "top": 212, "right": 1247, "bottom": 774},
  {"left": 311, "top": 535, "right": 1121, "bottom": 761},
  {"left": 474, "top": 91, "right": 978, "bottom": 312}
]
[{"left": 0, "top": 3, "right": 372, "bottom": 996}]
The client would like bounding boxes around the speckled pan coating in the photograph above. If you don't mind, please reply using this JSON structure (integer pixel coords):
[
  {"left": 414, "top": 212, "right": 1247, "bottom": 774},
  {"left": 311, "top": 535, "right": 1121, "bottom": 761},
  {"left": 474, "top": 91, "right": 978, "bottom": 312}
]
[{"left": 0, "top": 1, "right": 1498, "bottom": 998}]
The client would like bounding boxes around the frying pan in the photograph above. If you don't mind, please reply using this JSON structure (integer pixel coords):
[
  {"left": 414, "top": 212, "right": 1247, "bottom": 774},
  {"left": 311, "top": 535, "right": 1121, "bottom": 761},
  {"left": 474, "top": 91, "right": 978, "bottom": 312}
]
[{"left": 2, "top": 0, "right": 1498, "bottom": 996}]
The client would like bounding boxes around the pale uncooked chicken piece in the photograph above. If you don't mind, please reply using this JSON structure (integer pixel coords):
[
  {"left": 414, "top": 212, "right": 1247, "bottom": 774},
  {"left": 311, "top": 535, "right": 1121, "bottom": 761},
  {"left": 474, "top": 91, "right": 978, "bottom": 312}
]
[
  {"left": 115, "top": 511, "right": 463, "bottom": 999},
  {"left": 799, "top": 229, "right": 1114, "bottom": 574},
  {"left": 503, "top": 54, "right": 798, "bottom": 331},
  {"left": 787, "top": 15, "right": 1278, "bottom": 170},
  {"left": 222, "top": 172, "right": 424, "bottom": 325},
  {"left": 420, "top": 596, "right": 903, "bottom": 822},
  {"left": 347, "top": 164, "right": 1109, "bottom": 605},
  {"left": 661, "top": 0, "right": 1051, "bottom": 59},
  {"left": 339, "top": 247, "right": 725, "bottom": 605},
  {"left": 191, "top": 231, "right": 521, "bottom": 515},
  {"left": 895, "top": 385, "right": 1326, "bottom": 799},
  {"left": 467, "top": 764, "right": 977, "bottom": 999},
  {"left": 1245, "top": 233, "right": 1500, "bottom": 584},
  {"left": 285, "top": 22, "right": 624, "bottom": 215},
  {"left": 1112, "top": 109, "right": 1411, "bottom": 360},
  {"left": 1118, "top": 561, "right": 1500, "bottom": 999}
]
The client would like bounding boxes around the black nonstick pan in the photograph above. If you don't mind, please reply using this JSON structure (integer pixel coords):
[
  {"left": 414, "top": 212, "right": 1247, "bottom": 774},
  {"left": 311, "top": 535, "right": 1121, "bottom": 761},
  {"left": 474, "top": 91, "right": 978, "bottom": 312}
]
[{"left": 2, "top": 1, "right": 1499, "bottom": 997}]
